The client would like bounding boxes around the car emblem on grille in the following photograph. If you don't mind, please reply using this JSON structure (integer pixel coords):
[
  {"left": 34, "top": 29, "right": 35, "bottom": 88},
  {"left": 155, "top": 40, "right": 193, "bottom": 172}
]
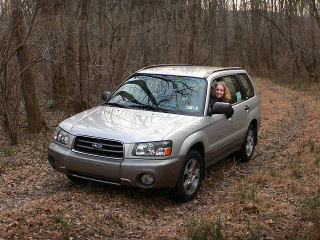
[{"left": 92, "top": 143, "right": 103, "bottom": 150}]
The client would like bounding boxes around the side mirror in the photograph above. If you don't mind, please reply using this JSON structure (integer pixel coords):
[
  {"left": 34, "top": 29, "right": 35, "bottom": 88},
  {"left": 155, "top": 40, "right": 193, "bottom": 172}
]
[
  {"left": 101, "top": 91, "right": 111, "bottom": 101},
  {"left": 210, "top": 102, "right": 234, "bottom": 118}
]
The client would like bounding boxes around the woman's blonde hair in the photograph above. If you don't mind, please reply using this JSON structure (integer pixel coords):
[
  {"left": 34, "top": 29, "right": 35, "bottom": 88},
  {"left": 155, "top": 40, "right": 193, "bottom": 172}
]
[{"left": 213, "top": 82, "right": 231, "bottom": 102}]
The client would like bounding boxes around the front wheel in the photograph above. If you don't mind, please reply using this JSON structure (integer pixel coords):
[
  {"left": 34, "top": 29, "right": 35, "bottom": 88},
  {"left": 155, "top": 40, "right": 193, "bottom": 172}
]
[
  {"left": 237, "top": 124, "right": 257, "bottom": 162},
  {"left": 170, "top": 150, "right": 204, "bottom": 203}
]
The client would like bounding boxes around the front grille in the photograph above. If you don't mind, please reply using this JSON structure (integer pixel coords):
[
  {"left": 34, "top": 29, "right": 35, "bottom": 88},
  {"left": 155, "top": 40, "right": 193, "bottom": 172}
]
[{"left": 73, "top": 136, "right": 123, "bottom": 158}]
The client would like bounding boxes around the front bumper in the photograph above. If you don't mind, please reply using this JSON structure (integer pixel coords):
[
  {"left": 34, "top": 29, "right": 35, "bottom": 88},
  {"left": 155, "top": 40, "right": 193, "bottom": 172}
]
[{"left": 48, "top": 142, "right": 184, "bottom": 189}]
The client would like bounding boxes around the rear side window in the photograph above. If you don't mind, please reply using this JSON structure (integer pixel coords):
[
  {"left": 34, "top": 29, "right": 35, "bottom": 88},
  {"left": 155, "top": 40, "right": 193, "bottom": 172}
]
[
  {"left": 214, "top": 75, "right": 243, "bottom": 104},
  {"left": 237, "top": 74, "right": 255, "bottom": 99}
]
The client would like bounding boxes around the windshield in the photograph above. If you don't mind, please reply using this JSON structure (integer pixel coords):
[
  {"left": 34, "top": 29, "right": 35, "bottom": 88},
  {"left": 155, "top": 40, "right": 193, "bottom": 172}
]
[{"left": 105, "top": 74, "right": 207, "bottom": 116}]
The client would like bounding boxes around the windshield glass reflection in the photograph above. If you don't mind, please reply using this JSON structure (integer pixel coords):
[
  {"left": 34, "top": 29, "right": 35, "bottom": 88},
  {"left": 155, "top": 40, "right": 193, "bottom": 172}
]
[{"left": 106, "top": 74, "right": 207, "bottom": 116}]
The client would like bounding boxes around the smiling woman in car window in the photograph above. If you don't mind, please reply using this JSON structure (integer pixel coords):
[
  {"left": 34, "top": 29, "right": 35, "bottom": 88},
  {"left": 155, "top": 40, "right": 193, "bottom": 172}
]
[
  {"left": 209, "top": 81, "right": 234, "bottom": 118},
  {"left": 212, "top": 82, "right": 231, "bottom": 103}
]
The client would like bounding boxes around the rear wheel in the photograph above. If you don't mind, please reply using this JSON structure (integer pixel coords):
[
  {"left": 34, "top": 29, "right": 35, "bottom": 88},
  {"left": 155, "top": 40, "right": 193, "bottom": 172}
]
[
  {"left": 237, "top": 124, "right": 256, "bottom": 162},
  {"left": 170, "top": 150, "right": 203, "bottom": 202}
]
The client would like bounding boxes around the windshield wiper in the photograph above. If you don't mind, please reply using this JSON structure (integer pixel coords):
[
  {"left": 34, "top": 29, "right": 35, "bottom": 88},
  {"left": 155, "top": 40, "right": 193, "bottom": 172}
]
[
  {"left": 129, "top": 104, "right": 170, "bottom": 113},
  {"left": 103, "top": 102, "right": 126, "bottom": 108}
]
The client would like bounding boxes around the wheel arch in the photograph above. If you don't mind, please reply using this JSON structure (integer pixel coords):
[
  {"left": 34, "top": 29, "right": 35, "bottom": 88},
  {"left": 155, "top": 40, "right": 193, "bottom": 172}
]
[
  {"left": 188, "top": 142, "right": 206, "bottom": 179},
  {"left": 249, "top": 119, "right": 258, "bottom": 145}
]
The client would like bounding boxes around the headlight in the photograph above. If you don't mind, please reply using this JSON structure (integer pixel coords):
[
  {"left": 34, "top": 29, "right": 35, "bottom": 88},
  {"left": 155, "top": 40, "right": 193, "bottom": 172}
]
[
  {"left": 53, "top": 127, "right": 70, "bottom": 146},
  {"left": 133, "top": 140, "right": 172, "bottom": 156}
]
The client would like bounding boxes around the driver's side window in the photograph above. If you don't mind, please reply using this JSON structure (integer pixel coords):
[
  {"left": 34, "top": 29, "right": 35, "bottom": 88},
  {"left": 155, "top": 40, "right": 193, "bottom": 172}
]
[{"left": 218, "top": 75, "right": 243, "bottom": 104}]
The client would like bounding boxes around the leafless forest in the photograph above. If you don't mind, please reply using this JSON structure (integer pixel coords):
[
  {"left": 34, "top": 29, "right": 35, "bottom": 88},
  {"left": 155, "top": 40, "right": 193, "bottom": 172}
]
[{"left": 0, "top": 0, "right": 319, "bottom": 144}]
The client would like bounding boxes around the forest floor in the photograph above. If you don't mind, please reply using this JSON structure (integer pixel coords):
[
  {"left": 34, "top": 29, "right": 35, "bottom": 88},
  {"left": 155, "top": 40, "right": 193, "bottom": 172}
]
[{"left": 0, "top": 78, "right": 319, "bottom": 240}]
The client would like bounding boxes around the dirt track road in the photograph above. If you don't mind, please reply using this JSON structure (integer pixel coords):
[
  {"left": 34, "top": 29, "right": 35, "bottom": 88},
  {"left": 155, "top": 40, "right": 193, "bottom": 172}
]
[{"left": 1, "top": 78, "right": 319, "bottom": 239}]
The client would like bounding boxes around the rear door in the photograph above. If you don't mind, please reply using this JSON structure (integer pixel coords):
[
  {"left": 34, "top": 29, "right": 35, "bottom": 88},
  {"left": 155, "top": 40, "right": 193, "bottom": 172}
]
[
  {"left": 222, "top": 75, "right": 248, "bottom": 146},
  {"left": 236, "top": 72, "right": 260, "bottom": 133}
]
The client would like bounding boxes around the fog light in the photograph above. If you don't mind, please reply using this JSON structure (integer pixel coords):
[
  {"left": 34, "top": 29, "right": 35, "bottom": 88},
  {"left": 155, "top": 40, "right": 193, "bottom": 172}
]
[{"left": 140, "top": 173, "right": 155, "bottom": 186}]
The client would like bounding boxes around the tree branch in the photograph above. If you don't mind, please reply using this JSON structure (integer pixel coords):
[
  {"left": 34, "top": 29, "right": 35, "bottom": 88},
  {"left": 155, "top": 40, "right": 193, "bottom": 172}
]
[{"left": 6, "top": 2, "right": 39, "bottom": 65}]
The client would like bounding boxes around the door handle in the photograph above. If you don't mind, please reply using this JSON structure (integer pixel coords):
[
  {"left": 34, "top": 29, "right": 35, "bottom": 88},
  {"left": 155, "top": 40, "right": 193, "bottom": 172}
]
[{"left": 245, "top": 105, "right": 250, "bottom": 111}]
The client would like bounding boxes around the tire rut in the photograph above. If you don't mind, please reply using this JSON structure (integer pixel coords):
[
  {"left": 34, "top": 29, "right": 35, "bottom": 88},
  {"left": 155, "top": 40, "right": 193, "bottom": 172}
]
[{"left": 254, "top": 87, "right": 305, "bottom": 163}]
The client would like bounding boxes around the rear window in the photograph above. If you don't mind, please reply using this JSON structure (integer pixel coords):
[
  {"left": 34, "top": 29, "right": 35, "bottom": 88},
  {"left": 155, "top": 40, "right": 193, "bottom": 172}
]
[{"left": 237, "top": 74, "right": 255, "bottom": 99}]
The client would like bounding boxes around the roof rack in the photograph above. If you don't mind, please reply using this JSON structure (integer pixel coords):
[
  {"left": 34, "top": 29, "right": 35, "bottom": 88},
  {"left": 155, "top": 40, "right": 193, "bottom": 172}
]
[
  {"left": 204, "top": 67, "right": 242, "bottom": 78},
  {"left": 139, "top": 64, "right": 192, "bottom": 71},
  {"left": 137, "top": 65, "right": 243, "bottom": 78},
  {"left": 213, "top": 67, "right": 242, "bottom": 72}
]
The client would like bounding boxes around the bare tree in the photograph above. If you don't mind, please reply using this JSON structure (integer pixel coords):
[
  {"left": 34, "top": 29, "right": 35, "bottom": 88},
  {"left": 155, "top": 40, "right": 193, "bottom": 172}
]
[
  {"left": 46, "top": 1, "right": 67, "bottom": 110},
  {"left": 187, "top": 0, "right": 198, "bottom": 64},
  {"left": 11, "top": 0, "right": 45, "bottom": 133},
  {"left": 310, "top": 0, "right": 320, "bottom": 28},
  {"left": 220, "top": 0, "right": 229, "bottom": 66},
  {"left": 0, "top": 1, "right": 18, "bottom": 144},
  {"left": 250, "top": 0, "right": 261, "bottom": 71},
  {"left": 78, "top": 0, "right": 90, "bottom": 109},
  {"left": 64, "top": 0, "right": 82, "bottom": 114},
  {"left": 113, "top": 1, "right": 136, "bottom": 83}
]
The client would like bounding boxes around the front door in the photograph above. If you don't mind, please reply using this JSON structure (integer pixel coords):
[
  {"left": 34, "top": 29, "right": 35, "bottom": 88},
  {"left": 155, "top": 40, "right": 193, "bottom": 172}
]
[{"left": 206, "top": 75, "right": 247, "bottom": 165}]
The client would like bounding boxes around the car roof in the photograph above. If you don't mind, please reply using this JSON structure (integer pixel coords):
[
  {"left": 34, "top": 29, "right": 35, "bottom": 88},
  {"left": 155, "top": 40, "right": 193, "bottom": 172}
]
[{"left": 137, "top": 64, "right": 242, "bottom": 79}]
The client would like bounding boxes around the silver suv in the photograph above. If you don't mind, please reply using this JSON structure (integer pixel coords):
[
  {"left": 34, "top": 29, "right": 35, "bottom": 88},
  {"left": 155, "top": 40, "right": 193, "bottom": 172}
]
[{"left": 48, "top": 65, "right": 261, "bottom": 202}]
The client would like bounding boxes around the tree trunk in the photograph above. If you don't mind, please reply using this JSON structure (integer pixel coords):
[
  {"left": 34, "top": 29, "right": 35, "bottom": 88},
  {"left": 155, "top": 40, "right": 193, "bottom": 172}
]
[
  {"left": 51, "top": 63, "right": 66, "bottom": 109},
  {"left": 11, "top": 0, "right": 45, "bottom": 133},
  {"left": 209, "top": 0, "right": 218, "bottom": 65},
  {"left": 268, "top": 0, "right": 277, "bottom": 70},
  {"left": 310, "top": 0, "right": 320, "bottom": 29},
  {"left": 50, "top": 0, "right": 67, "bottom": 109},
  {"left": 300, "top": 0, "right": 319, "bottom": 83},
  {"left": 0, "top": 69, "right": 18, "bottom": 144},
  {"left": 113, "top": 0, "right": 136, "bottom": 83},
  {"left": 286, "top": 0, "right": 300, "bottom": 79},
  {"left": 187, "top": 0, "right": 197, "bottom": 64},
  {"left": 64, "top": 0, "right": 82, "bottom": 114},
  {"left": 241, "top": 0, "right": 253, "bottom": 70},
  {"left": 176, "top": 0, "right": 185, "bottom": 63},
  {"left": 250, "top": 0, "right": 260, "bottom": 72},
  {"left": 79, "top": 0, "right": 90, "bottom": 110},
  {"left": 221, "top": 0, "right": 229, "bottom": 66},
  {"left": 232, "top": 0, "right": 244, "bottom": 66}
]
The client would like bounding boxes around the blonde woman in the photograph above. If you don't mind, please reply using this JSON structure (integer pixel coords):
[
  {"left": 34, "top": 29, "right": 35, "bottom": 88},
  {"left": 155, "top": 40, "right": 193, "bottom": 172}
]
[
  {"left": 209, "top": 81, "right": 234, "bottom": 118},
  {"left": 212, "top": 82, "right": 231, "bottom": 103}
]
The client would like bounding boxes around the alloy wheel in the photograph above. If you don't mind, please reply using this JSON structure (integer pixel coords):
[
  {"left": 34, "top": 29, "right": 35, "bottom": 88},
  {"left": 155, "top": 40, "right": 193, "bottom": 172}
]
[
  {"left": 246, "top": 129, "right": 255, "bottom": 157},
  {"left": 183, "top": 158, "right": 200, "bottom": 195}
]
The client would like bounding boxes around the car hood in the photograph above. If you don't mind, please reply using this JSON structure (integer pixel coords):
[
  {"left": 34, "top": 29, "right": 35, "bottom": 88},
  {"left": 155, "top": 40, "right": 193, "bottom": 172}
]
[{"left": 59, "top": 106, "right": 198, "bottom": 143}]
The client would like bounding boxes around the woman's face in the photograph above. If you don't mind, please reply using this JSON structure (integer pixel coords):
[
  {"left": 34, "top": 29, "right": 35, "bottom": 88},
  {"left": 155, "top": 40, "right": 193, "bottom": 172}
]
[{"left": 215, "top": 84, "right": 225, "bottom": 99}]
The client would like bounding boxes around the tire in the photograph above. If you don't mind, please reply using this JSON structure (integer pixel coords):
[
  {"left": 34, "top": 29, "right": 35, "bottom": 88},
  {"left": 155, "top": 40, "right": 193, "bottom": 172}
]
[
  {"left": 237, "top": 124, "right": 257, "bottom": 162},
  {"left": 170, "top": 150, "right": 204, "bottom": 203}
]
